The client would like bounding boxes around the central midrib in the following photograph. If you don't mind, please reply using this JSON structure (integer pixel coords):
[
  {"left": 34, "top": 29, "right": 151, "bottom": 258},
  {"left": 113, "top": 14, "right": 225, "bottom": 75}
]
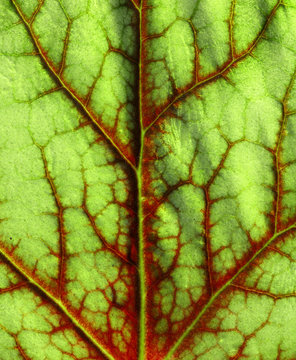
[{"left": 137, "top": 2, "right": 147, "bottom": 360}]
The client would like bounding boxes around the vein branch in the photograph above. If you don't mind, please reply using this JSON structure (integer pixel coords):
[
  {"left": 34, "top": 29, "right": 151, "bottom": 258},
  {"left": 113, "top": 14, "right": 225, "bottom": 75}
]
[
  {"left": 274, "top": 67, "right": 296, "bottom": 232},
  {"left": 29, "top": 0, "right": 44, "bottom": 25},
  {"left": 15, "top": 337, "right": 31, "bottom": 360},
  {"left": 38, "top": 145, "right": 66, "bottom": 299},
  {"left": 58, "top": 20, "right": 72, "bottom": 76},
  {"left": 82, "top": 184, "right": 136, "bottom": 267},
  {"left": 229, "top": 0, "right": 237, "bottom": 59},
  {"left": 0, "top": 280, "right": 28, "bottom": 294},
  {"left": 129, "top": 0, "right": 140, "bottom": 11},
  {"left": 230, "top": 283, "right": 296, "bottom": 300}
]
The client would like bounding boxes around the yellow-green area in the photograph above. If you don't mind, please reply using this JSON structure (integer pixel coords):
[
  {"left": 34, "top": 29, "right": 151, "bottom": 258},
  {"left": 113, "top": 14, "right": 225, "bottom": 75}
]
[{"left": 1, "top": 0, "right": 296, "bottom": 360}]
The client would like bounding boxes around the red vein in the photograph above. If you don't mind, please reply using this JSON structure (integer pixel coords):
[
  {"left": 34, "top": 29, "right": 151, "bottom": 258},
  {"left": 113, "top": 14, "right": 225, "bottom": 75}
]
[
  {"left": 231, "top": 307, "right": 273, "bottom": 360},
  {"left": 82, "top": 185, "right": 136, "bottom": 267},
  {"left": 229, "top": 0, "right": 237, "bottom": 58},
  {"left": 82, "top": 205, "right": 136, "bottom": 267},
  {"left": 231, "top": 283, "right": 296, "bottom": 300},
  {"left": 109, "top": 47, "right": 138, "bottom": 64},
  {"left": 144, "top": 180, "right": 192, "bottom": 220},
  {"left": 15, "top": 337, "right": 31, "bottom": 360},
  {"left": 26, "top": 85, "right": 63, "bottom": 104},
  {"left": 85, "top": 54, "right": 107, "bottom": 107},
  {"left": 267, "top": 245, "right": 295, "bottom": 262},
  {"left": 187, "top": 19, "right": 199, "bottom": 83},
  {"left": 0, "top": 281, "right": 27, "bottom": 294},
  {"left": 202, "top": 139, "right": 238, "bottom": 294},
  {"left": 274, "top": 67, "right": 296, "bottom": 232},
  {"left": 0, "top": 324, "right": 32, "bottom": 360},
  {"left": 38, "top": 145, "right": 66, "bottom": 299},
  {"left": 287, "top": 110, "right": 296, "bottom": 116},
  {"left": 59, "top": 20, "right": 72, "bottom": 76}
]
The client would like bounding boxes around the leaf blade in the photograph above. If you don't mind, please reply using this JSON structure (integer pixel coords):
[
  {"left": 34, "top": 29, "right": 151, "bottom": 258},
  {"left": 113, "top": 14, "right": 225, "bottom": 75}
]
[{"left": 2, "top": 0, "right": 296, "bottom": 359}]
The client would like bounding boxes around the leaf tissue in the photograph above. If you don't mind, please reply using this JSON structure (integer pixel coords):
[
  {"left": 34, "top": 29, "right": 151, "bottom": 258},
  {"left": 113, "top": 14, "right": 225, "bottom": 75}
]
[{"left": 1, "top": 0, "right": 296, "bottom": 359}]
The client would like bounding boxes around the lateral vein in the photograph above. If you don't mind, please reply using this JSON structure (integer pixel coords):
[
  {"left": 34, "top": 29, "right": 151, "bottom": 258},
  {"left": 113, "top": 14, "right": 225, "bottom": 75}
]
[
  {"left": 164, "top": 223, "right": 296, "bottom": 359},
  {"left": 10, "top": 0, "right": 137, "bottom": 173},
  {"left": 0, "top": 248, "right": 115, "bottom": 360},
  {"left": 145, "top": 0, "right": 282, "bottom": 134}
]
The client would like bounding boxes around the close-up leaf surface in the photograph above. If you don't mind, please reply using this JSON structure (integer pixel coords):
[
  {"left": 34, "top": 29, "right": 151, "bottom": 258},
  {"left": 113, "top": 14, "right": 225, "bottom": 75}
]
[{"left": 1, "top": 0, "right": 296, "bottom": 359}]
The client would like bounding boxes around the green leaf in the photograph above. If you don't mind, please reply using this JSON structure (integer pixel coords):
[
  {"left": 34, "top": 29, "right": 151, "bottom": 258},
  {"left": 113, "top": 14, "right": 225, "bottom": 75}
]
[{"left": 1, "top": 0, "right": 296, "bottom": 359}]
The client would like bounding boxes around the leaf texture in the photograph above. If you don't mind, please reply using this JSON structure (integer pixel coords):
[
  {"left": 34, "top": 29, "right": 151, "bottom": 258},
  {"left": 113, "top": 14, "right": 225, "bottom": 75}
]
[{"left": 1, "top": 0, "right": 296, "bottom": 359}]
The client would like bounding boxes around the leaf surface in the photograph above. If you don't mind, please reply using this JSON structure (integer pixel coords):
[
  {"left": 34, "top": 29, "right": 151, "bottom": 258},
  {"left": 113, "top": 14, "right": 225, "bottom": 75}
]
[{"left": 1, "top": 0, "right": 296, "bottom": 359}]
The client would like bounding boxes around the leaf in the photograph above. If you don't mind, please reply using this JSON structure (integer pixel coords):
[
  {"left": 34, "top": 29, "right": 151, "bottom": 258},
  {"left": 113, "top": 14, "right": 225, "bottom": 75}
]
[{"left": 1, "top": 0, "right": 296, "bottom": 359}]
